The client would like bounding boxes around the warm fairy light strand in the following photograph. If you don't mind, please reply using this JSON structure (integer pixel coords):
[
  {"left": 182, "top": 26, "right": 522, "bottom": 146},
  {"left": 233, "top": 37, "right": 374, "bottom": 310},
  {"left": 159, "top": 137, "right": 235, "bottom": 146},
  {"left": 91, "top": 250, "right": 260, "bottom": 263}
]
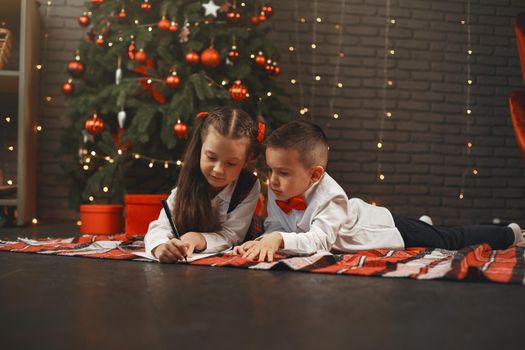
[
  {"left": 292, "top": 0, "right": 306, "bottom": 115},
  {"left": 459, "top": 0, "right": 474, "bottom": 200},
  {"left": 377, "top": 0, "right": 393, "bottom": 182},
  {"left": 326, "top": 0, "right": 347, "bottom": 128},
  {"left": 309, "top": 0, "right": 319, "bottom": 120}
]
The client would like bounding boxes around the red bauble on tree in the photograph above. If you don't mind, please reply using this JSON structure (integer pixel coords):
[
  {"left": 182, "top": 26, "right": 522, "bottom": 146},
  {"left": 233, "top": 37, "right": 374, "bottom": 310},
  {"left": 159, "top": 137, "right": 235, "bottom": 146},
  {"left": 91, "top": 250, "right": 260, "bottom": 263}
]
[
  {"left": 140, "top": 0, "right": 152, "bottom": 11},
  {"left": 67, "top": 60, "right": 84, "bottom": 78},
  {"left": 95, "top": 35, "right": 105, "bottom": 45},
  {"left": 128, "top": 41, "right": 136, "bottom": 60},
  {"left": 250, "top": 15, "right": 260, "bottom": 25},
  {"left": 158, "top": 17, "right": 170, "bottom": 31},
  {"left": 201, "top": 47, "right": 221, "bottom": 68},
  {"left": 271, "top": 64, "right": 281, "bottom": 77},
  {"left": 255, "top": 52, "right": 266, "bottom": 67},
  {"left": 262, "top": 5, "right": 274, "bottom": 17},
  {"left": 185, "top": 50, "right": 200, "bottom": 65},
  {"left": 258, "top": 13, "right": 267, "bottom": 23},
  {"left": 78, "top": 13, "right": 90, "bottom": 27},
  {"left": 85, "top": 115, "right": 105, "bottom": 135},
  {"left": 228, "top": 48, "right": 240, "bottom": 62},
  {"left": 135, "top": 49, "right": 147, "bottom": 63},
  {"left": 229, "top": 80, "right": 248, "bottom": 101},
  {"left": 169, "top": 21, "right": 178, "bottom": 32},
  {"left": 90, "top": 0, "right": 104, "bottom": 5},
  {"left": 61, "top": 79, "right": 74, "bottom": 96},
  {"left": 118, "top": 9, "right": 127, "bottom": 20},
  {"left": 165, "top": 72, "right": 180, "bottom": 88},
  {"left": 173, "top": 121, "right": 188, "bottom": 139},
  {"left": 226, "top": 9, "right": 241, "bottom": 24}
]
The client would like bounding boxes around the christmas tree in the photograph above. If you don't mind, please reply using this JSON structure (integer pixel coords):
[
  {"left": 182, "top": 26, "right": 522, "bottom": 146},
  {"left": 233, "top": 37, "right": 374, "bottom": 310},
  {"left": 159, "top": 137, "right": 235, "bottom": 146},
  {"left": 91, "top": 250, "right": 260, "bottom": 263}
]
[{"left": 61, "top": 0, "right": 291, "bottom": 207}]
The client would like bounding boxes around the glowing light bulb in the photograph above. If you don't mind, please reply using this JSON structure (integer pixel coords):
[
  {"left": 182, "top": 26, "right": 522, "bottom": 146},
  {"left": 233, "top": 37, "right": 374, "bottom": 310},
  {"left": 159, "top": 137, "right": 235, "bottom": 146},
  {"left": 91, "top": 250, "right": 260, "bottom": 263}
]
[
  {"left": 7, "top": 180, "right": 13, "bottom": 185},
  {"left": 472, "top": 169, "right": 478, "bottom": 175},
  {"left": 311, "top": 44, "right": 317, "bottom": 49},
  {"left": 32, "top": 218, "right": 38, "bottom": 224},
  {"left": 333, "top": 113, "right": 339, "bottom": 119},
  {"left": 164, "top": 162, "right": 169, "bottom": 169},
  {"left": 337, "top": 82, "right": 343, "bottom": 88},
  {"left": 379, "top": 174, "right": 385, "bottom": 181},
  {"left": 103, "top": 186, "right": 109, "bottom": 192},
  {"left": 291, "top": 79, "right": 297, "bottom": 84},
  {"left": 377, "top": 142, "right": 383, "bottom": 149},
  {"left": 386, "top": 112, "right": 392, "bottom": 117},
  {"left": 459, "top": 193, "right": 464, "bottom": 199},
  {"left": 289, "top": 46, "right": 294, "bottom": 52},
  {"left": 315, "top": 75, "right": 321, "bottom": 81},
  {"left": 89, "top": 196, "right": 94, "bottom": 202},
  {"left": 149, "top": 162, "right": 154, "bottom": 168}
]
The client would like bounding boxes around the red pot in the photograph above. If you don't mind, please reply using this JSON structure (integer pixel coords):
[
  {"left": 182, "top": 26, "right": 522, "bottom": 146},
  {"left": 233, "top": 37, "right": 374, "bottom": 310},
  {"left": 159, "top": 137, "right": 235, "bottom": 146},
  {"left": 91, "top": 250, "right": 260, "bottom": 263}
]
[
  {"left": 80, "top": 204, "right": 123, "bottom": 235},
  {"left": 124, "top": 194, "right": 168, "bottom": 237}
]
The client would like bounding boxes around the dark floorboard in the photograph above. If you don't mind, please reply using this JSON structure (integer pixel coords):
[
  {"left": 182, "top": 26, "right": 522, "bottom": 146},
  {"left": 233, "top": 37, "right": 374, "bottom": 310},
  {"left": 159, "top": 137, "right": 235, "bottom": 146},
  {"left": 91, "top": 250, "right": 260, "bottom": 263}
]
[{"left": 0, "top": 223, "right": 524, "bottom": 350}]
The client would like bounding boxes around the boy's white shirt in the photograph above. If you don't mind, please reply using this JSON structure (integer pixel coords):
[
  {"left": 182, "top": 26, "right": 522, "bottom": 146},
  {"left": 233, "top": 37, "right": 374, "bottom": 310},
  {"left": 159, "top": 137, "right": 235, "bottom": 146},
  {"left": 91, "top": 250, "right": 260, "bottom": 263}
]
[
  {"left": 144, "top": 179, "right": 261, "bottom": 258},
  {"left": 264, "top": 172, "right": 405, "bottom": 254}
]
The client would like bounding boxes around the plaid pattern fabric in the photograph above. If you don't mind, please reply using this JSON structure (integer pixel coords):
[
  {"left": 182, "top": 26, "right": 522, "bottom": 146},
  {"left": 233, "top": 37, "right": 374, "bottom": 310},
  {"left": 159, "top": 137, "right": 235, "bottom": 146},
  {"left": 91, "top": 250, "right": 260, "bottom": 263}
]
[{"left": 1, "top": 235, "right": 524, "bottom": 284}]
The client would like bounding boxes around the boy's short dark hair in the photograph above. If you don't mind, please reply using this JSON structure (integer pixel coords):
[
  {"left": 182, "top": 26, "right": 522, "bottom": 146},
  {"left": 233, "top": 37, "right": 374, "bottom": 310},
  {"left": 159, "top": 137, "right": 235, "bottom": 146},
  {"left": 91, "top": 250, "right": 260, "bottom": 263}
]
[{"left": 266, "top": 120, "right": 329, "bottom": 168}]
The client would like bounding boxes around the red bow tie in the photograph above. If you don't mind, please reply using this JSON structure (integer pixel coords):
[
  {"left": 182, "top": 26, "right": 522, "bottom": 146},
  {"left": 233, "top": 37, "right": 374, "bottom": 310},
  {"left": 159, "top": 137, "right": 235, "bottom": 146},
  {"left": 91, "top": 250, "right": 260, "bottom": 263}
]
[{"left": 275, "top": 196, "right": 307, "bottom": 214}]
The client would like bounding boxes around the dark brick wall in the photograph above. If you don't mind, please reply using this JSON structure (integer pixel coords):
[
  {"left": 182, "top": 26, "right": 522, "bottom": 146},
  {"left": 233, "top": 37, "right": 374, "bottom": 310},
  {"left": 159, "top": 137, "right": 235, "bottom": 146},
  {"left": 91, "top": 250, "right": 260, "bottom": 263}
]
[{"left": 36, "top": 0, "right": 525, "bottom": 225}]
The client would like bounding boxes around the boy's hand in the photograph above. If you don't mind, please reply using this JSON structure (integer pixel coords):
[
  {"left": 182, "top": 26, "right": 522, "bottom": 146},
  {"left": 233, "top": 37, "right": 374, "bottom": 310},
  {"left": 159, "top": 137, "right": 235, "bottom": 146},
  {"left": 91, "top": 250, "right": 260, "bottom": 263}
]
[
  {"left": 241, "top": 232, "right": 284, "bottom": 262},
  {"left": 232, "top": 240, "right": 255, "bottom": 255},
  {"left": 153, "top": 239, "right": 190, "bottom": 263}
]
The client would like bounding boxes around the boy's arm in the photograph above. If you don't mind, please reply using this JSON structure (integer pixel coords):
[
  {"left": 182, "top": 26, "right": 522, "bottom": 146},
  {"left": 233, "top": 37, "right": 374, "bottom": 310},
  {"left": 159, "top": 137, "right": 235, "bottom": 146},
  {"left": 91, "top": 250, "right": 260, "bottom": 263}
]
[
  {"left": 274, "top": 195, "right": 348, "bottom": 255},
  {"left": 200, "top": 180, "right": 261, "bottom": 253}
]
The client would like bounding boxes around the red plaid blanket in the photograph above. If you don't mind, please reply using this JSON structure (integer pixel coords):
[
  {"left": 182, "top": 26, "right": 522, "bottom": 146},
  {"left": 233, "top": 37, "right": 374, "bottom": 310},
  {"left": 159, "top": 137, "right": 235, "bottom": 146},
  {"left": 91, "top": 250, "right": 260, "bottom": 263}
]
[{"left": 1, "top": 234, "right": 524, "bottom": 284}]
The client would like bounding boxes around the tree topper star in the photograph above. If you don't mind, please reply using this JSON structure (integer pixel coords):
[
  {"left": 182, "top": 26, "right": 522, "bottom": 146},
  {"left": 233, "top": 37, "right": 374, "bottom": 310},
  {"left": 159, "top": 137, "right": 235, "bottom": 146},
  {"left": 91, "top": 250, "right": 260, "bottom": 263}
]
[{"left": 202, "top": 0, "right": 220, "bottom": 17}]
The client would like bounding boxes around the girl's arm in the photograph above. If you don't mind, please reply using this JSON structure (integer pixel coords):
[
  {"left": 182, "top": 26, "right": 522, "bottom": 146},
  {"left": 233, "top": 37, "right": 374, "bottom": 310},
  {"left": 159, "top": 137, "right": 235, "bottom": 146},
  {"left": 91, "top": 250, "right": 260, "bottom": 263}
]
[
  {"left": 199, "top": 180, "right": 261, "bottom": 253},
  {"left": 144, "top": 189, "right": 177, "bottom": 258}
]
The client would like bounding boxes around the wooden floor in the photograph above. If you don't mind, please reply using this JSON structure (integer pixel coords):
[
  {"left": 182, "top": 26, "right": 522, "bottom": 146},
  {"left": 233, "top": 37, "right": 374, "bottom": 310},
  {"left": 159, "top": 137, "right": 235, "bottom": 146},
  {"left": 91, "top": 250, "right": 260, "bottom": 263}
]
[{"left": 0, "top": 222, "right": 524, "bottom": 350}]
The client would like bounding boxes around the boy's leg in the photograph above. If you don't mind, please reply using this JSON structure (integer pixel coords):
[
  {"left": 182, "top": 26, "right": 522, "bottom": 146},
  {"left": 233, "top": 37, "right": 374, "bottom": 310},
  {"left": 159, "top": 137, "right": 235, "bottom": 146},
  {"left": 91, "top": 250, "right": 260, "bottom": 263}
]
[{"left": 392, "top": 213, "right": 515, "bottom": 250}]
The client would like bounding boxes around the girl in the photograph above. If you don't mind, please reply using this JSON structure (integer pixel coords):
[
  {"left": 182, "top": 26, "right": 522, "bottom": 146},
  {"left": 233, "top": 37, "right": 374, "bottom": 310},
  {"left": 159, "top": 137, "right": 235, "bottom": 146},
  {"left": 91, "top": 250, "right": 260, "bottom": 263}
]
[{"left": 145, "top": 106, "right": 264, "bottom": 263}]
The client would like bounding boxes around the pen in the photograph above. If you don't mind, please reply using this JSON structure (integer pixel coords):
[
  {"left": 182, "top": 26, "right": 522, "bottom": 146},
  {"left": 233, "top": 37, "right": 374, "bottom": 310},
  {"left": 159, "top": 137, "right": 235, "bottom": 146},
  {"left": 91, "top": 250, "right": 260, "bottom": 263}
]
[{"left": 161, "top": 199, "right": 188, "bottom": 262}]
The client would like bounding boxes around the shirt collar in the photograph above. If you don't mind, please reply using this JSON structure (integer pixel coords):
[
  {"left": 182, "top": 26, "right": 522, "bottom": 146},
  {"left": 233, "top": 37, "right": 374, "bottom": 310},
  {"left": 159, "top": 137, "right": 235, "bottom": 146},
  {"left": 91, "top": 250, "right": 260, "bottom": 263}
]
[{"left": 213, "top": 180, "right": 236, "bottom": 203}]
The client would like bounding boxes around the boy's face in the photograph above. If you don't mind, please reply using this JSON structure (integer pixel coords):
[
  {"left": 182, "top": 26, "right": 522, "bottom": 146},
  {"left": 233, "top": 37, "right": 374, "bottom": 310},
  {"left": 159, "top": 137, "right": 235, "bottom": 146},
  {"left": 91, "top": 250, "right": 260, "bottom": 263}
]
[
  {"left": 200, "top": 127, "right": 249, "bottom": 192},
  {"left": 266, "top": 147, "right": 322, "bottom": 201}
]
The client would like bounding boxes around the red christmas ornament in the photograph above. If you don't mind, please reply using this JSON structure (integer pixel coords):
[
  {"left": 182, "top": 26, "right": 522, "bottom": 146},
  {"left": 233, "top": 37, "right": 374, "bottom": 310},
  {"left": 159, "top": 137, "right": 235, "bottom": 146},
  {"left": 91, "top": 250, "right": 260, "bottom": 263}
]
[
  {"left": 226, "top": 9, "right": 242, "bottom": 24},
  {"left": 158, "top": 17, "right": 170, "bottom": 31},
  {"left": 165, "top": 73, "right": 180, "bottom": 88},
  {"left": 228, "top": 48, "right": 240, "bottom": 62},
  {"left": 95, "top": 35, "right": 105, "bottom": 45},
  {"left": 262, "top": 5, "right": 274, "bottom": 17},
  {"left": 229, "top": 80, "right": 248, "bottom": 101},
  {"left": 118, "top": 9, "right": 127, "bottom": 20},
  {"left": 173, "top": 122, "right": 188, "bottom": 139},
  {"left": 271, "top": 65, "right": 281, "bottom": 77},
  {"left": 67, "top": 60, "right": 84, "bottom": 78},
  {"left": 169, "top": 21, "right": 178, "bottom": 32},
  {"left": 61, "top": 80, "right": 74, "bottom": 96},
  {"left": 78, "top": 13, "right": 90, "bottom": 27},
  {"left": 265, "top": 62, "right": 274, "bottom": 73},
  {"left": 258, "top": 13, "right": 267, "bottom": 23},
  {"left": 85, "top": 115, "right": 105, "bottom": 135},
  {"left": 250, "top": 15, "right": 260, "bottom": 25},
  {"left": 201, "top": 47, "right": 221, "bottom": 68},
  {"left": 128, "top": 41, "right": 136, "bottom": 60},
  {"left": 135, "top": 49, "right": 147, "bottom": 64},
  {"left": 90, "top": 0, "right": 104, "bottom": 5},
  {"left": 255, "top": 52, "right": 266, "bottom": 67},
  {"left": 140, "top": 1, "right": 152, "bottom": 11},
  {"left": 185, "top": 51, "right": 200, "bottom": 65}
]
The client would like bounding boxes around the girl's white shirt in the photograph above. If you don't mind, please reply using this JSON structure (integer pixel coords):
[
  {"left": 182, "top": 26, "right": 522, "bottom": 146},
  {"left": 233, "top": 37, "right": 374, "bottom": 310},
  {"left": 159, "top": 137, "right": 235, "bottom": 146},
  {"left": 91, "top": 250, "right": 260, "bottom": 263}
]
[
  {"left": 144, "top": 179, "right": 261, "bottom": 258},
  {"left": 264, "top": 172, "right": 405, "bottom": 254}
]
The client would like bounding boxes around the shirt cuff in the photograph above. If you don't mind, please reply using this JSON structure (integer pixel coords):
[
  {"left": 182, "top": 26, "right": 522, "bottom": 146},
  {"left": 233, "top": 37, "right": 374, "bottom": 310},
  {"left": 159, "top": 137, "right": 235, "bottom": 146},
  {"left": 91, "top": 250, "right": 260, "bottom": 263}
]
[{"left": 200, "top": 232, "right": 229, "bottom": 253}]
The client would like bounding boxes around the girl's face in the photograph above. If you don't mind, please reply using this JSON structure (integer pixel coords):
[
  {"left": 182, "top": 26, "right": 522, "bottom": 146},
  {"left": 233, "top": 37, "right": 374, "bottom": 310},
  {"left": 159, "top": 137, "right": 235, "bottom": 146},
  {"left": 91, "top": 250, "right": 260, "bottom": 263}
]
[{"left": 200, "top": 127, "right": 250, "bottom": 192}]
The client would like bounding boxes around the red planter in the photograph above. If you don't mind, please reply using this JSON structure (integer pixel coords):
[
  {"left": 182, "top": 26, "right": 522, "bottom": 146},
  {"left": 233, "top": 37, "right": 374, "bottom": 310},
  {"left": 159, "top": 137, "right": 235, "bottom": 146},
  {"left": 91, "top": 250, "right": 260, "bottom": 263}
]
[
  {"left": 124, "top": 194, "right": 168, "bottom": 236},
  {"left": 80, "top": 204, "right": 123, "bottom": 235}
]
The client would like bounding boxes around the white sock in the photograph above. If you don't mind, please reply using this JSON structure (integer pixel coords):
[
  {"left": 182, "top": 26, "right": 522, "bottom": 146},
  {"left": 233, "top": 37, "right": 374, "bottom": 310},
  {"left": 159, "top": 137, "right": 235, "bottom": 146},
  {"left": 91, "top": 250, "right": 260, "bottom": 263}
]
[
  {"left": 508, "top": 223, "right": 524, "bottom": 246},
  {"left": 419, "top": 215, "right": 433, "bottom": 225}
]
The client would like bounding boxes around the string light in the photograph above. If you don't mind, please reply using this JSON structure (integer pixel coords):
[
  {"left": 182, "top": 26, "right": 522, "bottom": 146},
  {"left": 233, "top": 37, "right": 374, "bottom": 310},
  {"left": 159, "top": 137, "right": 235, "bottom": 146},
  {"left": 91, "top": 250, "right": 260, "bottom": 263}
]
[
  {"left": 377, "top": 0, "right": 394, "bottom": 183},
  {"left": 103, "top": 186, "right": 109, "bottom": 192},
  {"left": 459, "top": 0, "right": 473, "bottom": 200},
  {"left": 32, "top": 218, "right": 38, "bottom": 224},
  {"left": 7, "top": 180, "right": 13, "bottom": 185},
  {"left": 88, "top": 196, "right": 94, "bottom": 202}
]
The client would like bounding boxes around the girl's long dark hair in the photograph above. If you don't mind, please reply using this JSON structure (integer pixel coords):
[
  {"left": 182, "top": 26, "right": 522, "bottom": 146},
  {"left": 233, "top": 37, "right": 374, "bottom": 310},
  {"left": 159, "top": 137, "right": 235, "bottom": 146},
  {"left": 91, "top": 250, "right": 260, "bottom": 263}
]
[{"left": 173, "top": 106, "right": 261, "bottom": 234}]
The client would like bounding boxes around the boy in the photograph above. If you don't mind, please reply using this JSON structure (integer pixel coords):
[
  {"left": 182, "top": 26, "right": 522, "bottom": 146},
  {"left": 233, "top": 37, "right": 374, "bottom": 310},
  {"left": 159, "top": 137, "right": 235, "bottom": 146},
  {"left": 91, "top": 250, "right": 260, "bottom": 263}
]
[{"left": 233, "top": 121, "right": 523, "bottom": 262}]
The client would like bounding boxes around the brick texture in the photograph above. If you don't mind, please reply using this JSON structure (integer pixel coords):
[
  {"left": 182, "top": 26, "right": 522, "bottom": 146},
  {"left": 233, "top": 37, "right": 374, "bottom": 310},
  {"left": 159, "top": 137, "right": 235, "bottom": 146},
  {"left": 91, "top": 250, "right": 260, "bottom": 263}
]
[{"left": 35, "top": 0, "right": 525, "bottom": 225}]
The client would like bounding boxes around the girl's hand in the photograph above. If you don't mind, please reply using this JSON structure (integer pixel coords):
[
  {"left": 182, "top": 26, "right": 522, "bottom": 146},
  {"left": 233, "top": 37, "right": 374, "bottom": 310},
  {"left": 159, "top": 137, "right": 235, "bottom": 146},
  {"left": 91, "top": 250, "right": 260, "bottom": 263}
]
[
  {"left": 181, "top": 232, "right": 207, "bottom": 256},
  {"left": 153, "top": 239, "right": 190, "bottom": 263}
]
